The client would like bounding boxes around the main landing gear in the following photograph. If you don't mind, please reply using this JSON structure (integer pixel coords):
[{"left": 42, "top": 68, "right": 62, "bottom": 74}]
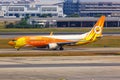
[
  {"left": 59, "top": 46, "right": 64, "bottom": 50},
  {"left": 17, "top": 48, "right": 20, "bottom": 51},
  {"left": 52, "top": 46, "right": 64, "bottom": 50}
]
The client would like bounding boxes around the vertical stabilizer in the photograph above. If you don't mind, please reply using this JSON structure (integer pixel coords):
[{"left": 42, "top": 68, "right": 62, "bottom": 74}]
[
  {"left": 84, "top": 15, "right": 106, "bottom": 42},
  {"left": 85, "top": 16, "right": 105, "bottom": 41}
]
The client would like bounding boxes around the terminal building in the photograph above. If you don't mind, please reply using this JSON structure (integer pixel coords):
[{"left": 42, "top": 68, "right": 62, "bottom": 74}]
[
  {"left": 28, "top": 17, "right": 120, "bottom": 27},
  {"left": 64, "top": 0, "right": 120, "bottom": 17},
  {"left": 79, "top": 2, "right": 120, "bottom": 17},
  {"left": 0, "top": 0, "right": 64, "bottom": 18},
  {"left": 0, "top": 0, "right": 120, "bottom": 27},
  {"left": 63, "top": 0, "right": 79, "bottom": 15},
  {"left": 1, "top": 0, "right": 120, "bottom": 18}
]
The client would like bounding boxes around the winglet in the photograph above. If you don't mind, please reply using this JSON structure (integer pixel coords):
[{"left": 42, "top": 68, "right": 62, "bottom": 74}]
[{"left": 50, "top": 32, "right": 53, "bottom": 36}]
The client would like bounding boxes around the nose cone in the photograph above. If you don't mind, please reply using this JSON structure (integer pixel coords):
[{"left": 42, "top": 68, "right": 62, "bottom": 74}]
[{"left": 8, "top": 41, "right": 15, "bottom": 46}]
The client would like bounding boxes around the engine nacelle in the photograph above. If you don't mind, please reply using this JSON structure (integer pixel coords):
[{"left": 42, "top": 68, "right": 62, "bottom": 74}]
[{"left": 48, "top": 43, "right": 58, "bottom": 49}]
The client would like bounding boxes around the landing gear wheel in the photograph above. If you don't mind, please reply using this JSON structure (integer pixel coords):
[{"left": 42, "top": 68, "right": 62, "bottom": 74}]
[
  {"left": 59, "top": 47, "right": 64, "bottom": 50},
  {"left": 17, "top": 48, "right": 20, "bottom": 51}
]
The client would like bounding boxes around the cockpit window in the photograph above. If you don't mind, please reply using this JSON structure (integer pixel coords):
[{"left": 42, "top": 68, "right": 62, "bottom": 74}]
[{"left": 12, "top": 39, "right": 16, "bottom": 41}]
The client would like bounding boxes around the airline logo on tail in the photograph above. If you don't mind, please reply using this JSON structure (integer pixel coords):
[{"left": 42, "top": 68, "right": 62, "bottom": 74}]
[{"left": 94, "top": 26, "right": 102, "bottom": 34}]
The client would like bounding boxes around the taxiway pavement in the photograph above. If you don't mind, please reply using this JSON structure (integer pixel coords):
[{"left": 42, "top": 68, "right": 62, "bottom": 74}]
[
  {"left": 0, "top": 48, "right": 120, "bottom": 54},
  {"left": 0, "top": 56, "right": 120, "bottom": 80}
]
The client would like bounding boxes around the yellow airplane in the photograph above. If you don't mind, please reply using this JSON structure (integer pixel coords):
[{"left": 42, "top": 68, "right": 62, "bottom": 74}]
[{"left": 8, "top": 15, "right": 105, "bottom": 50}]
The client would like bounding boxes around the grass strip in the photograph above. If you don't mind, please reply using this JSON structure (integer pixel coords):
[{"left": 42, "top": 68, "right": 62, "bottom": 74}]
[{"left": 0, "top": 28, "right": 120, "bottom": 33}]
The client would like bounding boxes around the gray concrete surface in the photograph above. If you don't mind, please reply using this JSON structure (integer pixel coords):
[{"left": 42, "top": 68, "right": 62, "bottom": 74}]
[
  {"left": 0, "top": 48, "right": 120, "bottom": 54},
  {"left": 0, "top": 56, "right": 120, "bottom": 80}
]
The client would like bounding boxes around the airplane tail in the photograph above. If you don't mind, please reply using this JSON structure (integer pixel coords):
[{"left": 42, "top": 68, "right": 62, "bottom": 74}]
[
  {"left": 76, "top": 15, "right": 106, "bottom": 45},
  {"left": 84, "top": 15, "right": 106, "bottom": 42}
]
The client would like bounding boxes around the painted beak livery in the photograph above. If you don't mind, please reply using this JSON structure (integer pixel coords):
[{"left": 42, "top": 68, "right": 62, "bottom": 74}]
[{"left": 8, "top": 15, "right": 106, "bottom": 50}]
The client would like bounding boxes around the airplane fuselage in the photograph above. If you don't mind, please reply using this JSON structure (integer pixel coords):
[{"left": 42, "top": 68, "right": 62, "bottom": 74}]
[{"left": 8, "top": 15, "right": 106, "bottom": 50}]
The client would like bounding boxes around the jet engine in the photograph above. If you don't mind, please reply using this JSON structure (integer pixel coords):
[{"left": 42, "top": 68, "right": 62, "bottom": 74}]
[{"left": 48, "top": 43, "right": 58, "bottom": 49}]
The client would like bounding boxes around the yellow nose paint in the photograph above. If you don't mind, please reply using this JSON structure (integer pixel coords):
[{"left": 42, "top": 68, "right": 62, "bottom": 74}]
[
  {"left": 15, "top": 37, "right": 26, "bottom": 48},
  {"left": 8, "top": 41, "right": 15, "bottom": 46}
]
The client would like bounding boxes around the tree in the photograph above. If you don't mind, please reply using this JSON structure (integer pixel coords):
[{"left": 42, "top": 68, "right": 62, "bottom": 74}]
[
  {"left": 41, "top": 14, "right": 52, "bottom": 17},
  {"left": 5, "top": 23, "right": 14, "bottom": 28},
  {"left": 66, "top": 14, "right": 80, "bottom": 17},
  {"left": 18, "top": 18, "right": 28, "bottom": 25}
]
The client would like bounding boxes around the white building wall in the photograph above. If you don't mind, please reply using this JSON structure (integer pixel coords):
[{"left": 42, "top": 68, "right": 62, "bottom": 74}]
[
  {"left": 41, "top": 6, "right": 58, "bottom": 14},
  {"left": 0, "top": 10, "right": 4, "bottom": 17},
  {"left": 57, "top": 6, "right": 63, "bottom": 17},
  {"left": 1, "top": 6, "right": 7, "bottom": 12},
  {"left": 0, "top": 1, "right": 64, "bottom": 18}
]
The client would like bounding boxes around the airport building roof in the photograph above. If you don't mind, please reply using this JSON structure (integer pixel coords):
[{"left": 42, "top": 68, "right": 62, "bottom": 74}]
[{"left": 30, "top": 17, "right": 120, "bottom": 22}]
